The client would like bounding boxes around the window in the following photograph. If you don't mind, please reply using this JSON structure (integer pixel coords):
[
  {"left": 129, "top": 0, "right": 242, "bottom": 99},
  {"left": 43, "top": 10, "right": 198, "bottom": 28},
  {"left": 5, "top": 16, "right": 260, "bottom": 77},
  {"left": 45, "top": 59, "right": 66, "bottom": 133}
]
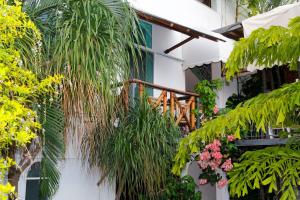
[
  {"left": 198, "top": 0, "right": 211, "bottom": 7},
  {"left": 131, "top": 20, "right": 154, "bottom": 96},
  {"left": 25, "top": 162, "right": 47, "bottom": 200},
  {"left": 190, "top": 64, "right": 212, "bottom": 81}
]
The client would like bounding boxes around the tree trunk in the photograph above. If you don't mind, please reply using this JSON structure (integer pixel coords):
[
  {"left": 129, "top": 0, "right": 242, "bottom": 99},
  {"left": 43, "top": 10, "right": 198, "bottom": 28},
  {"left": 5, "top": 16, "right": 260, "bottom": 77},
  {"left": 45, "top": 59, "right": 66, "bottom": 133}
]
[{"left": 8, "top": 167, "right": 21, "bottom": 200}]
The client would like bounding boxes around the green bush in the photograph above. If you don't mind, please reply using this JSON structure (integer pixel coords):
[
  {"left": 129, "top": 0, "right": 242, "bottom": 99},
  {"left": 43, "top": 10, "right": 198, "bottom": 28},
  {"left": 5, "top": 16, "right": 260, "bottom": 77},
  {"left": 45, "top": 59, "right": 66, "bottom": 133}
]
[{"left": 87, "top": 98, "right": 181, "bottom": 199}]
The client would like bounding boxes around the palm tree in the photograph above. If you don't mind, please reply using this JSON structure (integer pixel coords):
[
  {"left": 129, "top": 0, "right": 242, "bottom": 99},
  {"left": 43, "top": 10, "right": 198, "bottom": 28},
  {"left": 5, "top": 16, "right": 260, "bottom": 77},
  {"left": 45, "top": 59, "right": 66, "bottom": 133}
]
[{"left": 21, "top": 0, "right": 141, "bottom": 198}]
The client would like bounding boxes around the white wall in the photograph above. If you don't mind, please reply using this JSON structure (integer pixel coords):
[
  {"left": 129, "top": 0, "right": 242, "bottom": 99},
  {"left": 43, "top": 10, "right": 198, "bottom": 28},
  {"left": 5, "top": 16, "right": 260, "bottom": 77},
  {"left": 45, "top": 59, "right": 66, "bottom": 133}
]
[
  {"left": 151, "top": 24, "right": 186, "bottom": 97},
  {"left": 214, "top": 0, "right": 238, "bottom": 26},
  {"left": 128, "top": 0, "right": 222, "bottom": 30},
  {"left": 18, "top": 144, "right": 115, "bottom": 200},
  {"left": 211, "top": 62, "right": 237, "bottom": 108},
  {"left": 182, "top": 37, "right": 221, "bottom": 68}
]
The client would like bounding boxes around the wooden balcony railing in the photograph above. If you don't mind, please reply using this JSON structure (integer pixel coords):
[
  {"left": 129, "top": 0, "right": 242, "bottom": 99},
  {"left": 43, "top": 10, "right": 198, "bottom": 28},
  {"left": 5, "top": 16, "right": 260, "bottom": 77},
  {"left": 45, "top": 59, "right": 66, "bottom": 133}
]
[{"left": 121, "top": 79, "right": 200, "bottom": 131}]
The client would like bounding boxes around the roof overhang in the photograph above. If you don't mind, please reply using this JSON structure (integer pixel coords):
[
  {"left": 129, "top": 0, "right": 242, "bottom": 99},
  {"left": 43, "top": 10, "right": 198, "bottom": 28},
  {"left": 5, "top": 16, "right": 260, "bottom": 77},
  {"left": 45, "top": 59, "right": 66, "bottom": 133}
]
[
  {"left": 242, "top": 2, "right": 300, "bottom": 37},
  {"left": 137, "top": 11, "right": 225, "bottom": 42},
  {"left": 214, "top": 22, "right": 244, "bottom": 41},
  {"left": 137, "top": 11, "right": 226, "bottom": 54}
]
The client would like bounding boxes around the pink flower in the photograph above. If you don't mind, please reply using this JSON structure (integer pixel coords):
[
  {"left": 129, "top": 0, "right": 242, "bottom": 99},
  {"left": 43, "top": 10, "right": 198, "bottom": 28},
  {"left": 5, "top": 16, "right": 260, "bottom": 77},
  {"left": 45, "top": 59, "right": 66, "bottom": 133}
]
[
  {"left": 198, "top": 179, "right": 208, "bottom": 185},
  {"left": 227, "top": 135, "right": 235, "bottom": 142},
  {"left": 213, "top": 139, "right": 221, "bottom": 147},
  {"left": 197, "top": 160, "right": 209, "bottom": 169},
  {"left": 212, "top": 152, "right": 223, "bottom": 160},
  {"left": 200, "top": 151, "right": 211, "bottom": 161},
  {"left": 208, "top": 160, "right": 220, "bottom": 170},
  {"left": 217, "top": 179, "right": 228, "bottom": 189},
  {"left": 215, "top": 158, "right": 222, "bottom": 166},
  {"left": 205, "top": 140, "right": 221, "bottom": 152},
  {"left": 213, "top": 105, "right": 219, "bottom": 114},
  {"left": 221, "top": 159, "right": 233, "bottom": 172}
]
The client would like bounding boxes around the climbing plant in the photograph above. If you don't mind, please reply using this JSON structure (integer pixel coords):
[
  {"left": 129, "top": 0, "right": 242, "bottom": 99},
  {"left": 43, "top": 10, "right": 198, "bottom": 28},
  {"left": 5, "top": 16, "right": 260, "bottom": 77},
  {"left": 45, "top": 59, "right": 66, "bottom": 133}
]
[{"left": 194, "top": 79, "right": 223, "bottom": 117}]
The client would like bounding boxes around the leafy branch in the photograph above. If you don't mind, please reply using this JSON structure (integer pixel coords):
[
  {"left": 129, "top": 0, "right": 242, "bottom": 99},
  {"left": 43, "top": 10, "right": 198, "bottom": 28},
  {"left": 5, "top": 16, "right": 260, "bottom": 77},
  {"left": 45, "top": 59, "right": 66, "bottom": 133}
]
[
  {"left": 228, "top": 146, "right": 300, "bottom": 200},
  {"left": 172, "top": 81, "right": 300, "bottom": 175},
  {"left": 225, "top": 16, "right": 300, "bottom": 79}
]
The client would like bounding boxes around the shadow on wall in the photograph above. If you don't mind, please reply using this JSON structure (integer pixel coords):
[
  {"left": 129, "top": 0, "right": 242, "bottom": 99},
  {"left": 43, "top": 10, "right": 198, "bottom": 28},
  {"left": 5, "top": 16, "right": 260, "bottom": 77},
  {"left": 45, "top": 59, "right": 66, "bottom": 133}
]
[{"left": 185, "top": 161, "right": 230, "bottom": 200}]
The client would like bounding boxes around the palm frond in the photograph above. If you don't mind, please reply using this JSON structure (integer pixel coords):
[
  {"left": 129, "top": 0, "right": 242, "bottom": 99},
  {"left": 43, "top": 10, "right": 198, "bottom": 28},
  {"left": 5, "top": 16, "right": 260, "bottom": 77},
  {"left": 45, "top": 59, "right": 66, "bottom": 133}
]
[{"left": 38, "top": 98, "right": 65, "bottom": 198}]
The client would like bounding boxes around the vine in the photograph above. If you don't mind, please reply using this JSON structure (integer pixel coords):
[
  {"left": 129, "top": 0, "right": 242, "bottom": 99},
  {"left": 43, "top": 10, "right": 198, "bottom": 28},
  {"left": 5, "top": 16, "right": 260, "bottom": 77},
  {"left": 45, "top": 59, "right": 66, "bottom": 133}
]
[{"left": 194, "top": 79, "right": 223, "bottom": 118}]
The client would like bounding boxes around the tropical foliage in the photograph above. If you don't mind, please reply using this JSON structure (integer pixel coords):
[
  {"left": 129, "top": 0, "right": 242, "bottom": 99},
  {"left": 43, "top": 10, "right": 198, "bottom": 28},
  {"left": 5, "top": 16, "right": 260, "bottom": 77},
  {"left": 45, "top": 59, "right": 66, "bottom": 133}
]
[
  {"left": 24, "top": 0, "right": 141, "bottom": 141},
  {"left": 158, "top": 175, "right": 202, "bottom": 200},
  {"left": 85, "top": 98, "right": 180, "bottom": 199},
  {"left": 238, "top": 0, "right": 298, "bottom": 16},
  {"left": 225, "top": 16, "right": 300, "bottom": 79},
  {"left": 172, "top": 81, "right": 300, "bottom": 175},
  {"left": 194, "top": 79, "right": 223, "bottom": 117},
  {"left": 228, "top": 145, "right": 300, "bottom": 200},
  {"left": 0, "top": 1, "right": 63, "bottom": 199},
  {"left": 38, "top": 99, "right": 65, "bottom": 198},
  {"left": 24, "top": 3, "right": 143, "bottom": 196}
]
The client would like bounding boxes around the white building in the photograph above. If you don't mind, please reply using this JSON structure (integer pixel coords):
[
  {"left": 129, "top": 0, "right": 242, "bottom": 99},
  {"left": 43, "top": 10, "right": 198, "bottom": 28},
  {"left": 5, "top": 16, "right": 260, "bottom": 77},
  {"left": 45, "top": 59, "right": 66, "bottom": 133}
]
[{"left": 18, "top": 1, "right": 239, "bottom": 200}]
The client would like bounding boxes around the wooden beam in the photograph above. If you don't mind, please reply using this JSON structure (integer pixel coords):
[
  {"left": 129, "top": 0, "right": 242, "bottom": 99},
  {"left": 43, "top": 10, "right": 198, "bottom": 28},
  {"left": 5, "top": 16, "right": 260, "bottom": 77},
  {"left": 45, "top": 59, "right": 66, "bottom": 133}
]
[
  {"left": 128, "top": 79, "right": 200, "bottom": 97},
  {"left": 164, "top": 36, "right": 195, "bottom": 54},
  {"left": 136, "top": 11, "right": 224, "bottom": 42}
]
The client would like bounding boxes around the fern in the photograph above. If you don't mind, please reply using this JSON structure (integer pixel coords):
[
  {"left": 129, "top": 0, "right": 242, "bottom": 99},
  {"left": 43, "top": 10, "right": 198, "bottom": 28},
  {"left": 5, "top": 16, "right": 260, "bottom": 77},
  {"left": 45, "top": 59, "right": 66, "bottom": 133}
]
[{"left": 172, "top": 81, "right": 300, "bottom": 175}]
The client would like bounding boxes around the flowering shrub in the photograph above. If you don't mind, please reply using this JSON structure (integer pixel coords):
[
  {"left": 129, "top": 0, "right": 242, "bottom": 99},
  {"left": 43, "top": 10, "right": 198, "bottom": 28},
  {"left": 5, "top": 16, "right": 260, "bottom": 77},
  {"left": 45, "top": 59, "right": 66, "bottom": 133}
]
[
  {"left": 0, "top": 1, "right": 62, "bottom": 199},
  {"left": 197, "top": 135, "right": 237, "bottom": 189}
]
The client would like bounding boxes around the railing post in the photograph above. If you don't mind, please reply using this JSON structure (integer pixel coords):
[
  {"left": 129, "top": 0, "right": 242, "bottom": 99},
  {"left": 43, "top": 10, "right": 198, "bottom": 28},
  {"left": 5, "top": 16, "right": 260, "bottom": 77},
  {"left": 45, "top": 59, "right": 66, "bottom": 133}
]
[
  {"left": 163, "top": 90, "right": 167, "bottom": 114},
  {"left": 170, "top": 92, "right": 174, "bottom": 117},
  {"left": 123, "top": 83, "right": 129, "bottom": 112},
  {"left": 138, "top": 83, "right": 144, "bottom": 99},
  {"left": 196, "top": 97, "right": 201, "bottom": 129},
  {"left": 190, "top": 96, "right": 195, "bottom": 130}
]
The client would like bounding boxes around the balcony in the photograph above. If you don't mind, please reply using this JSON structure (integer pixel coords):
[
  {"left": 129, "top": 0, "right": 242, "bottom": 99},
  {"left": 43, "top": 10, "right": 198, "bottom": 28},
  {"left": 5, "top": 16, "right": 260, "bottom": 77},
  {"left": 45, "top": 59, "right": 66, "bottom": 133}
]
[
  {"left": 121, "top": 79, "right": 200, "bottom": 132},
  {"left": 236, "top": 127, "right": 300, "bottom": 147}
]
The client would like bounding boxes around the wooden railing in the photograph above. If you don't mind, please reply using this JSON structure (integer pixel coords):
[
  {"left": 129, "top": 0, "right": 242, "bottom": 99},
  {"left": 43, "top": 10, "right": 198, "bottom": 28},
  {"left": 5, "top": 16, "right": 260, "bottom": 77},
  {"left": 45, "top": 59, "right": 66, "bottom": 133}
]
[{"left": 121, "top": 79, "right": 200, "bottom": 131}]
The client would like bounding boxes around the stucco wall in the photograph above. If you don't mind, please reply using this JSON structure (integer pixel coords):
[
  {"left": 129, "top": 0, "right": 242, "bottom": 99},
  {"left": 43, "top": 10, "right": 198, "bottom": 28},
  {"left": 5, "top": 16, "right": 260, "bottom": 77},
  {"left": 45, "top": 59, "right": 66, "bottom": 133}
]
[
  {"left": 18, "top": 144, "right": 115, "bottom": 200},
  {"left": 213, "top": 0, "right": 237, "bottom": 26},
  {"left": 211, "top": 62, "right": 238, "bottom": 108},
  {"left": 152, "top": 24, "right": 186, "bottom": 97},
  {"left": 128, "top": 0, "right": 222, "bottom": 30}
]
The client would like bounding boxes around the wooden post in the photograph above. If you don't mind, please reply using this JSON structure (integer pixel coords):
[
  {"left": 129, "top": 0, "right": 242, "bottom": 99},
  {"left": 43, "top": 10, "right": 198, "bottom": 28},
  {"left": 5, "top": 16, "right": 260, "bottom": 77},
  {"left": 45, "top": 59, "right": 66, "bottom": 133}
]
[
  {"left": 138, "top": 83, "right": 144, "bottom": 99},
  {"left": 123, "top": 83, "right": 129, "bottom": 112},
  {"left": 170, "top": 92, "right": 174, "bottom": 118},
  {"left": 196, "top": 97, "right": 201, "bottom": 129},
  {"left": 163, "top": 90, "right": 167, "bottom": 114},
  {"left": 190, "top": 96, "right": 195, "bottom": 130}
]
